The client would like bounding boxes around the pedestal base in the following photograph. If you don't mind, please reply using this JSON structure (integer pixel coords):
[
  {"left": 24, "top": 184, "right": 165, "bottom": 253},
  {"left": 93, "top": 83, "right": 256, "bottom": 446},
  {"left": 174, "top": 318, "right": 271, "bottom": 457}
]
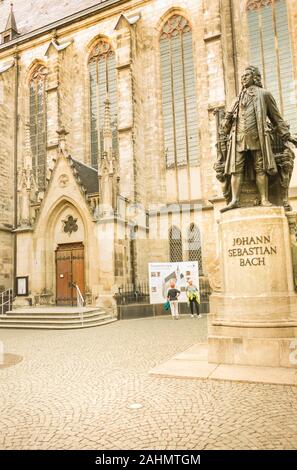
[
  {"left": 208, "top": 314, "right": 297, "bottom": 367},
  {"left": 150, "top": 343, "right": 297, "bottom": 385},
  {"left": 209, "top": 206, "right": 297, "bottom": 369},
  {"left": 95, "top": 294, "right": 117, "bottom": 317},
  {"left": 12, "top": 296, "right": 32, "bottom": 308}
]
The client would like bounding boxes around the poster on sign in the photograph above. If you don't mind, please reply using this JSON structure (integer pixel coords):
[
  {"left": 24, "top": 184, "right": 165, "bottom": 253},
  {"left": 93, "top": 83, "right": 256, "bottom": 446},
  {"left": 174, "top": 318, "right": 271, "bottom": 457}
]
[{"left": 148, "top": 261, "right": 199, "bottom": 304}]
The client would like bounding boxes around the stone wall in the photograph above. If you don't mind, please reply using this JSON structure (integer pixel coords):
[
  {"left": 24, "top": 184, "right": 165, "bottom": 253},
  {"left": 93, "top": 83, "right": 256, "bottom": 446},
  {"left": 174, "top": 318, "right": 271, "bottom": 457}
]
[
  {"left": 1, "top": 0, "right": 297, "bottom": 290},
  {"left": 0, "top": 67, "right": 14, "bottom": 226},
  {"left": 0, "top": 230, "right": 13, "bottom": 291},
  {"left": 0, "top": 65, "right": 14, "bottom": 290}
]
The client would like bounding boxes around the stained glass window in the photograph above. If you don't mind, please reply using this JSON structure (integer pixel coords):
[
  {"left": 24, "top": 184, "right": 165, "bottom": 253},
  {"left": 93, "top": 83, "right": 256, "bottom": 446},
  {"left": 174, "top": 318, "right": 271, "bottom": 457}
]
[
  {"left": 187, "top": 223, "right": 203, "bottom": 274},
  {"left": 247, "top": 0, "right": 297, "bottom": 132},
  {"left": 160, "top": 15, "right": 200, "bottom": 168},
  {"left": 29, "top": 65, "right": 47, "bottom": 191},
  {"left": 169, "top": 225, "right": 183, "bottom": 262},
  {"left": 88, "top": 40, "right": 118, "bottom": 169}
]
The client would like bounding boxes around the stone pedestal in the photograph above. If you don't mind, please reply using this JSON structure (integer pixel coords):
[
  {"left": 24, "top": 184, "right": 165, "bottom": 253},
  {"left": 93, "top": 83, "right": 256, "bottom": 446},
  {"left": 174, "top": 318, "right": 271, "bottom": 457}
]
[
  {"left": 13, "top": 296, "right": 33, "bottom": 308},
  {"left": 209, "top": 206, "right": 297, "bottom": 368}
]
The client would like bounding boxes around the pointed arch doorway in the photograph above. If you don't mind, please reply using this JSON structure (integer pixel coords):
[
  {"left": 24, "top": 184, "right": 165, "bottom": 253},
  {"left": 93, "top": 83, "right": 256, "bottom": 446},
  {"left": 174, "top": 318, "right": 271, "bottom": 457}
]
[{"left": 55, "top": 242, "right": 85, "bottom": 306}]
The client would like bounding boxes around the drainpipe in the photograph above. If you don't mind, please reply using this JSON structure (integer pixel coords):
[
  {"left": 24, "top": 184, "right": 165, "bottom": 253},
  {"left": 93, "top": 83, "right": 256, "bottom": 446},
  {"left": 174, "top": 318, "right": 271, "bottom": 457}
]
[
  {"left": 13, "top": 49, "right": 19, "bottom": 296},
  {"left": 229, "top": 0, "right": 239, "bottom": 94},
  {"left": 130, "top": 225, "right": 137, "bottom": 289}
]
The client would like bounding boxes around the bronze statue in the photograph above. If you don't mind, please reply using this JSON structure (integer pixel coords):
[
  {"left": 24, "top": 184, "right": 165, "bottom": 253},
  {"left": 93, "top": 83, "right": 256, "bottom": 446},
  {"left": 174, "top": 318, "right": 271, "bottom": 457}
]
[{"left": 215, "top": 66, "right": 297, "bottom": 212}]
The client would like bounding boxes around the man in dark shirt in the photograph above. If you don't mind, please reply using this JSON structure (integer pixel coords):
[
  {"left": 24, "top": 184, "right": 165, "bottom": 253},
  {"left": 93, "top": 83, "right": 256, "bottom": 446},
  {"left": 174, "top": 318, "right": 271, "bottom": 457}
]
[{"left": 167, "top": 280, "right": 180, "bottom": 319}]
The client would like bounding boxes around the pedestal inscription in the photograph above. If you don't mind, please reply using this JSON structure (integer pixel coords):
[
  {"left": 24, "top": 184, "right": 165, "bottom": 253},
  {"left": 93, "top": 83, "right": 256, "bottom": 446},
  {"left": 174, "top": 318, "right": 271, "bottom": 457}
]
[
  {"left": 228, "top": 235, "right": 277, "bottom": 266},
  {"left": 220, "top": 207, "right": 294, "bottom": 297}
]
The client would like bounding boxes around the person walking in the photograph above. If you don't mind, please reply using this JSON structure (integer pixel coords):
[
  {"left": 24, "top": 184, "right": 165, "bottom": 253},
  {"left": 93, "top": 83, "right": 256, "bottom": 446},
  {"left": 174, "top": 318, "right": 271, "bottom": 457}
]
[
  {"left": 167, "top": 280, "right": 180, "bottom": 320},
  {"left": 186, "top": 279, "right": 201, "bottom": 318}
]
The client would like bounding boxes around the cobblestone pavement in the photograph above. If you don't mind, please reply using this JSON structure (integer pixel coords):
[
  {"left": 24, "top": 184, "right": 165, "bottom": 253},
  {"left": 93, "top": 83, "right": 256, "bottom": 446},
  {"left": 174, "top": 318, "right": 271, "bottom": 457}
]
[{"left": 0, "top": 315, "right": 297, "bottom": 450}]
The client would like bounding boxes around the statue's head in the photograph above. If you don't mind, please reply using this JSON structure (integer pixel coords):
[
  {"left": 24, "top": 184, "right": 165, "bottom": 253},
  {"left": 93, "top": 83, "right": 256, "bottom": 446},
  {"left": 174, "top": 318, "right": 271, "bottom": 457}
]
[{"left": 241, "top": 65, "right": 263, "bottom": 88}]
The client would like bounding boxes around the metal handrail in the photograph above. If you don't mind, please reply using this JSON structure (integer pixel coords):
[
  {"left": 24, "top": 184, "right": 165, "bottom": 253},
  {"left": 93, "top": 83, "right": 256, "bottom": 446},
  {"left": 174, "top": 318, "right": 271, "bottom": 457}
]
[
  {"left": 72, "top": 283, "right": 85, "bottom": 326},
  {"left": 1, "top": 288, "right": 13, "bottom": 316}
]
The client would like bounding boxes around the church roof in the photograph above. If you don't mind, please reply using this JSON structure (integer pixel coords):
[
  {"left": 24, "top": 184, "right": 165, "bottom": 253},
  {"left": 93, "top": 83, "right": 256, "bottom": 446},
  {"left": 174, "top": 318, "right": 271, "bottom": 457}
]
[
  {"left": 0, "top": 1, "right": 115, "bottom": 37},
  {"left": 70, "top": 158, "right": 99, "bottom": 195}
]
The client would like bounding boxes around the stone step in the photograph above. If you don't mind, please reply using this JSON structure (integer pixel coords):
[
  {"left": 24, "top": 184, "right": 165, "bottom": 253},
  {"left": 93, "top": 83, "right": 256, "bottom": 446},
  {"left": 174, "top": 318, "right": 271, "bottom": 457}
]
[
  {"left": 6, "top": 307, "right": 104, "bottom": 315},
  {"left": 0, "top": 305, "right": 117, "bottom": 329},
  {"left": 0, "top": 311, "right": 108, "bottom": 321},
  {"left": 0, "top": 317, "right": 117, "bottom": 330},
  {"left": 0, "top": 313, "right": 112, "bottom": 324}
]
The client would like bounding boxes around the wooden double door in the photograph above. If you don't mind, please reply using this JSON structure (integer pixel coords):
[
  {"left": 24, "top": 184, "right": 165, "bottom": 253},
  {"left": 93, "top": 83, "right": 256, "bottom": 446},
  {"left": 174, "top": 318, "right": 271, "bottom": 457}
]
[{"left": 55, "top": 242, "right": 85, "bottom": 306}]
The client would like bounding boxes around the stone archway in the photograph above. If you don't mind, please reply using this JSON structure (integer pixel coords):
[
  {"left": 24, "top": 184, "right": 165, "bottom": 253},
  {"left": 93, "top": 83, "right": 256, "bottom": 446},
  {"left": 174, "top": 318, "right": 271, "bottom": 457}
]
[
  {"left": 33, "top": 197, "right": 89, "bottom": 305},
  {"left": 49, "top": 202, "right": 86, "bottom": 304}
]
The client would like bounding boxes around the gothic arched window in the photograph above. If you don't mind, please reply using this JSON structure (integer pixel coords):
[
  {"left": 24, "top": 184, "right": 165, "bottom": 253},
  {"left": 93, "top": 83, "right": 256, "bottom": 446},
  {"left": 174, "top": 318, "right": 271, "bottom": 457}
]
[
  {"left": 187, "top": 223, "right": 203, "bottom": 274},
  {"left": 169, "top": 225, "right": 183, "bottom": 262},
  {"left": 160, "top": 14, "right": 200, "bottom": 169},
  {"left": 88, "top": 39, "right": 118, "bottom": 169},
  {"left": 247, "top": 0, "right": 297, "bottom": 132},
  {"left": 29, "top": 65, "right": 47, "bottom": 191}
]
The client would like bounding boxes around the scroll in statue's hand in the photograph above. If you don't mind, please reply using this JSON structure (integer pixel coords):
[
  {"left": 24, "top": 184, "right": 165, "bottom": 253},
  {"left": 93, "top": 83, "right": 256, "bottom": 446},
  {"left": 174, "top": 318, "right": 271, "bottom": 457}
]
[{"left": 287, "top": 135, "right": 297, "bottom": 147}]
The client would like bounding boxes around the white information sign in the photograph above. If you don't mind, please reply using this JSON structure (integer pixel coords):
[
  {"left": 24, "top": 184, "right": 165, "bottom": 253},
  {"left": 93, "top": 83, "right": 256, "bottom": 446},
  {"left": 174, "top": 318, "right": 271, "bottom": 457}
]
[{"left": 148, "top": 261, "right": 199, "bottom": 304}]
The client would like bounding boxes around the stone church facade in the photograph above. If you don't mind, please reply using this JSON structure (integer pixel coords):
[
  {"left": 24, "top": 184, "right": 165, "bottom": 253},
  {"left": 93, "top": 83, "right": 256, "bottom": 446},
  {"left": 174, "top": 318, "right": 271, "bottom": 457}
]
[{"left": 0, "top": 0, "right": 297, "bottom": 309}]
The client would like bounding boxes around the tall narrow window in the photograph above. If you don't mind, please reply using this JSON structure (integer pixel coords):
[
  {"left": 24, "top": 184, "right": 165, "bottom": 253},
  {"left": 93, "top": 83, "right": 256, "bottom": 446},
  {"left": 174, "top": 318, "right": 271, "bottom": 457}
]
[
  {"left": 169, "top": 226, "right": 183, "bottom": 262},
  {"left": 187, "top": 223, "right": 203, "bottom": 274},
  {"left": 29, "top": 65, "right": 47, "bottom": 191},
  {"left": 88, "top": 39, "right": 118, "bottom": 169},
  {"left": 247, "top": 0, "right": 297, "bottom": 132},
  {"left": 160, "top": 14, "right": 199, "bottom": 169}
]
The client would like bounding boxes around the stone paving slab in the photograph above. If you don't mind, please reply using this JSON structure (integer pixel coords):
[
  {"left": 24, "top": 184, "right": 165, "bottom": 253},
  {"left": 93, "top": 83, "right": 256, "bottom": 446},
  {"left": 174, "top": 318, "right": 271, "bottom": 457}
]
[
  {"left": 1, "top": 315, "right": 297, "bottom": 450},
  {"left": 172, "top": 343, "right": 208, "bottom": 361},
  {"left": 150, "top": 343, "right": 297, "bottom": 386},
  {"left": 212, "top": 364, "right": 297, "bottom": 385},
  {"left": 150, "top": 359, "right": 218, "bottom": 379}
]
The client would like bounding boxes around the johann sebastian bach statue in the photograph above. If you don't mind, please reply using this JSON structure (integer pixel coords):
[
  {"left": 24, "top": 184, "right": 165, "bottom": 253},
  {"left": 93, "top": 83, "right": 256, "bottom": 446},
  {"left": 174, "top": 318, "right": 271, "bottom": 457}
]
[{"left": 215, "top": 66, "right": 297, "bottom": 212}]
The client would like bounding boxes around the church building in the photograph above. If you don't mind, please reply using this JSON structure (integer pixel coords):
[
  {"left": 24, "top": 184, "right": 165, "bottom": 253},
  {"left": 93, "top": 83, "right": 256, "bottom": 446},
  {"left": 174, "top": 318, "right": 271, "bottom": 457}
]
[{"left": 0, "top": 0, "right": 297, "bottom": 313}]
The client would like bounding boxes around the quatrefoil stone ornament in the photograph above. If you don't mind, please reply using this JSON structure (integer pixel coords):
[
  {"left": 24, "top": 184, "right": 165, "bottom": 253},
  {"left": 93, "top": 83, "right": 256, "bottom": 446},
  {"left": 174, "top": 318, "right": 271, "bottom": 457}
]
[
  {"left": 58, "top": 174, "right": 69, "bottom": 188},
  {"left": 246, "top": 0, "right": 272, "bottom": 11},
  {"left": 63, "top": 215, "right": 78, "bottom": 234}
]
